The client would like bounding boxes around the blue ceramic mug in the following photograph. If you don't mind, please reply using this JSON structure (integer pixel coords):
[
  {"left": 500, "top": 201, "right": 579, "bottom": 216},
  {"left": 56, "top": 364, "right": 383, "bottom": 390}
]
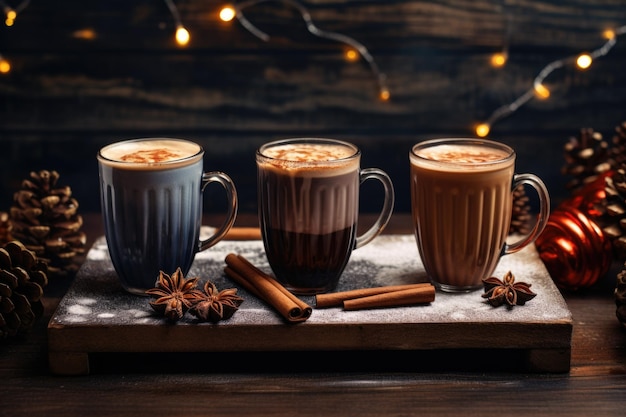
[{"left": 98, "top": 138, "right": 238, "bottom": 295}]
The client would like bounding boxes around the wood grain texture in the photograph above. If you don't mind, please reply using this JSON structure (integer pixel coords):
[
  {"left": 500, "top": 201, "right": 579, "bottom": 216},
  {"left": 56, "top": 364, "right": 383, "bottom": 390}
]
[
  {"left": 1, "top": 214, "right": 625, "bottom": 417},
  {"left": 1, "top": 0, "right": 625, "bottom": 215},
  {"left": 46, "top": 234, "right": 572, "bottom": 375}
]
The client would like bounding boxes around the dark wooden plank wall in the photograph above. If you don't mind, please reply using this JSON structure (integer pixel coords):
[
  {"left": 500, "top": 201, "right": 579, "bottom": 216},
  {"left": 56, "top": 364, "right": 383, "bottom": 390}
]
[{"left": 1, "top": 0, "right": 625, "bottom": 216}]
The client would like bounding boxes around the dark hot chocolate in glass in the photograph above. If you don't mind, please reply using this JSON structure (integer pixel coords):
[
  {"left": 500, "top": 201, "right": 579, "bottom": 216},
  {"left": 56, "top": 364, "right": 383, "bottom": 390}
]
[{"left": 257, "top": 138, "right": 394, "bottom": 295}]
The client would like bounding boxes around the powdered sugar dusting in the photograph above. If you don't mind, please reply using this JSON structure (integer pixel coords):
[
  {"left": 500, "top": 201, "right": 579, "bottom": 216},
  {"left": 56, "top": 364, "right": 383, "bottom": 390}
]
[
  {"left": 48, "top": 234, "right": 571, "bottom": 373},
  {"left": 58, "top": 234, "right": 570, "bottom": 328}
]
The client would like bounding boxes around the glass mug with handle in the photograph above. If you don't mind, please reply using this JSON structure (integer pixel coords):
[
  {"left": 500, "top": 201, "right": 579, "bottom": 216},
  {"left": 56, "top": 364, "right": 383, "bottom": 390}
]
[
  {"left": 98, "top": 138, "right": 238, "bottom": 295},
  {"left": 256, "top": 138, "right": 395, "bottom": 295},
  {"left": 409, "top": 138, "right": 550, "bottom": 292}
]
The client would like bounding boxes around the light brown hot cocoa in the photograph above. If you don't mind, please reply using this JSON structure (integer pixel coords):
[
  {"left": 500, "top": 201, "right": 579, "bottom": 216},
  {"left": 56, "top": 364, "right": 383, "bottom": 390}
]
[{"left": 410, "top": 141, "right": 514, "bottom": 291}]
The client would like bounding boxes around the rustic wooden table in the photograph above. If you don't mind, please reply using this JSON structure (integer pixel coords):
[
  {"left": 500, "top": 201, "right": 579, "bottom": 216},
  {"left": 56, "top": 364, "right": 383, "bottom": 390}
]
[{"left": 2, "top": 213, "right": 625, "bottom": 417}]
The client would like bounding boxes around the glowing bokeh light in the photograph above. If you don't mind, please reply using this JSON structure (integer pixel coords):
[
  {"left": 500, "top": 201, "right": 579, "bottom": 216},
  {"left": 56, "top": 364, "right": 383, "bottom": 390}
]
[
  {"left": 490, "top": 52, "right": 507, "bottom": 68},
  {"left": 175, "top": 26, "right": 190, "bottom": 46},
  {"left": 475, "top": 123, "right": 490, "bottom": 138},
  {"left": 219, "top": 6, "right": 236, "bottom": 22},
  {"left": 576, "top": 53, "right": 593, "bottom": 70}
]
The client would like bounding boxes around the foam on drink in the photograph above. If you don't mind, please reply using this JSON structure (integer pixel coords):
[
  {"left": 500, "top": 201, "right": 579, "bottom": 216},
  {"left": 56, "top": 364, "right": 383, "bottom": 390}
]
[
  {"left": 259, "top": 143, "right": 357, "bottom": 177},
  {"left": 413, "top": 144, "right": 511, "bottom": 171},
  {"left": 98, "top": 139, "right": 202, "bottom": 170}
]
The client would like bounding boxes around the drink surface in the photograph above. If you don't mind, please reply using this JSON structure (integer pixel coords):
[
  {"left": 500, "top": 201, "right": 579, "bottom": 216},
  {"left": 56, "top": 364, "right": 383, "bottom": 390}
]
[
  {"left": 412, "top": 144, "right": 511, "bottom": 171},
  {"left": 262, "top": 143, "right": 355, "bottom": 162},
  {"left": 99, "top": 139, "right": 202, "bottom": 169},
  {"left": 259, "top": 143, "right": 358, "bottom": 177}
]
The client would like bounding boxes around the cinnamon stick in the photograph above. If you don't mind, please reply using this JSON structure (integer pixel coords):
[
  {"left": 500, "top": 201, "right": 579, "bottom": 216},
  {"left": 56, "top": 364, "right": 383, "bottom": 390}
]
[
  {"left": 343, "top": 286, "right": 435, "bottom": 311},
  {"left": 224, "top": 227, "right": 261, "bottom": 240},
  {"left": 315, "top": 283, "right": 434, "bottom": 308},
  {"left": 224, "top": 253, "right": 312, "bottom": 323}
]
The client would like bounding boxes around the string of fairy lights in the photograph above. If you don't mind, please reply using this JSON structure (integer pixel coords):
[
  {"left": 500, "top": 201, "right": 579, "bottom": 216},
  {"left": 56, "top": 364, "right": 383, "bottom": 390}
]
[
  {"left": 0, "top": 0, "right": 28, "bottom": 27},
  {"left": 0, "top": 0, "right": 28, "bottom": 72},
  {"left": 476, "top": 24, "right": 626, "bottom": 138},
  {"left": 223, "top": 0, "right": 390, "bottom": 101},
  {"left": 0, "top": 0, "right": 624, "bottom": 136}
]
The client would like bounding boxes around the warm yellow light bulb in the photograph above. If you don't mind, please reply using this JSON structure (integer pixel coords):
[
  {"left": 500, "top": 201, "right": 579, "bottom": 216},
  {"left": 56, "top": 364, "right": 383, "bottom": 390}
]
[
  {"left": 219, "top": 6, "right": 236, "bottom": 22},
  {"left": 6, "top": 10, "right": 16, "bottom": 20},
  {"left": 475, "top": 123, "right": 490, "bottom": 138},
  {"left": 379, "top": 88, "right": 390, "bottom": 101},
  {"left": 576, "top": 53, "right": 592, "bottom": 70},
  {"left": 72, "top": 28, "right": 97, "bottom": 40},
  {"left": 0, "top": 58, "right": 11, "bottom": 74},
  {"left": 534, "top": 83, "right": 550, "bottom": 99},
  {"left": 603, "top": 29, "right": 616, "bottom": 40},
  {"left": 175, "top": 26, "right": 190, "bottom": 46},
  {"left": 490, "top": 52, "right": 507, "bottom": 68},
  {"left": 345, "top": 49, "right": 359, "bottom": 62},
  {"left": 5, "top": 17, "right": 14, "bottom": 26}
]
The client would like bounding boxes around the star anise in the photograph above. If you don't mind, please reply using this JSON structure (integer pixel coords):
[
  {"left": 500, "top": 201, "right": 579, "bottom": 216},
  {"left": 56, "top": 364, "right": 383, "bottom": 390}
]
[
  {"left": 190, "top": 281, "right": 243, "bottom": 323},
  {"left": 481, "top": 271, "right": 536, "bottom": 307},
  {"left": 145, "top": 268, "right": 203, "bottom": 322}
]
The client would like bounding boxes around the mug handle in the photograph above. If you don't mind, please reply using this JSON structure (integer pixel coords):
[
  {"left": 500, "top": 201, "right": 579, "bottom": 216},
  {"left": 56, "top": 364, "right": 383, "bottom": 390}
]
[
  {"left": 198, "top": 171, "right": 238, "bottom": 252},
  {"left": 503, "top": 173, "right": 550, "bottom": 255},
  {"left": 355, "top": 168, "right": 395, "bottom": 249}
]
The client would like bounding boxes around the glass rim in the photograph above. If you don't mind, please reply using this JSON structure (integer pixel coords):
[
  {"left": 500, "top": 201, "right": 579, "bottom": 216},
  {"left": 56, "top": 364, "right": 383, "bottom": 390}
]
[
  {"left": 97, "top": 137, "right": 204, "bottom": 168},
  {"left": 410, "top": 137, "right": 515, "bottom": 166},
  {"left": 257, "top": 137, "right": 361, "bottom": 165}
]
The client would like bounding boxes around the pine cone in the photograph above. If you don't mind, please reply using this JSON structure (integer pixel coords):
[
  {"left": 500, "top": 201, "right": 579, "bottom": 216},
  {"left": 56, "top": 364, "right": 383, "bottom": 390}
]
[
  {"left": 603, "top": 167, "right": 626, "bottom": 260},
  {"left": 609, "top": 121, "right": 626, "bottom": 168},
  {"left": 0, "top": 212, "right": 12, "bottom": 246},
  {"left": 615, "top": 263, "right": 626, "bottom": 329},
  {"left": 609, "top": 121, "right": 626, "bottom": 327},
  {"left": 562, "top": 127, "right": 612, "bottom": 192},
  {"left": 9, "top": 170, "right": 86, "bottom": 278},
  {"left": 510, "top": 185, "right": 532, "bottom": 235},
  {"left": 0, "top": 241, "right": 48, "bottom": 339}
]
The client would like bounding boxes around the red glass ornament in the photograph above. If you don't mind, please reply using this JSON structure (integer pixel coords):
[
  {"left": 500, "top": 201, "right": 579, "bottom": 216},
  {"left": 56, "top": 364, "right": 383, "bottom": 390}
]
[{"left": 535, "top": 175, "right": 612, "bottom": 291}]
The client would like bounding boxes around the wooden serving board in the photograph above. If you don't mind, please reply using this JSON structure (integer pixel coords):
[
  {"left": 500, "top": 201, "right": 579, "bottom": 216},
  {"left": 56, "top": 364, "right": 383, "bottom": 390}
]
[{"left": 47, "top": 234, "right": 572, "bottom": 375}]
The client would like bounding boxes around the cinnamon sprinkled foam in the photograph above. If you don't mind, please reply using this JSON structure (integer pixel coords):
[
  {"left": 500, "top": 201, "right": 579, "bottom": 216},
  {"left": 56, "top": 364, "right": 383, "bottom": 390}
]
[
  {"left": 99, "top": 139, "right": 202, "bottom": 170},
  {"left": 259, "top": 143, "right": 358, "bottom": 177},
  {"left": 416, "top": 144, "right": 509, "bottom": 164},
  {"left": 262, "top": 143, "right": 355, "bottom": 162}
]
